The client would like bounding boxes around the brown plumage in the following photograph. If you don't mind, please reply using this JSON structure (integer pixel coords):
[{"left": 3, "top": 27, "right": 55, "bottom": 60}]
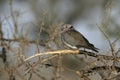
[{"left": 61, "top": 24, "right": 99, "bottom": 52}]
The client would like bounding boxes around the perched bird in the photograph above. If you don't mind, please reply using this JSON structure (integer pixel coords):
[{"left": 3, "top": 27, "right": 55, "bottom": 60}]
[{"left": 61, "top": 24, "right": 99, "bottom": 52}]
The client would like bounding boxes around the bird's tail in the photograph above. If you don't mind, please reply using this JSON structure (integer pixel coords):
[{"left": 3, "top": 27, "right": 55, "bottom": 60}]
[
  {"left": 91, "top": 47, "right": 99, "bottom": 52},
  {"left": 90, "top": 44, "right": 99, "bottom": 52}
]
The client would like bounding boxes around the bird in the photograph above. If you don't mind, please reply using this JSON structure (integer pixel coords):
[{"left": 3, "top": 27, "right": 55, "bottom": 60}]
[{"left": 60, "top": 24, "right": 99, "bottom": 52}]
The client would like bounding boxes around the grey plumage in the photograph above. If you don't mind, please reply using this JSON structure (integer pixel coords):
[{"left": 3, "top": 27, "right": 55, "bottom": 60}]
[{"left": 61, "top": 24, "right": 99, "bottom": 52}]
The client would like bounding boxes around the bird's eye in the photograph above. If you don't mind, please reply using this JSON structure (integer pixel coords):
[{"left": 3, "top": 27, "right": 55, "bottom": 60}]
[{"left": 69, "top": 26, "right": 73, "bottom": 29}]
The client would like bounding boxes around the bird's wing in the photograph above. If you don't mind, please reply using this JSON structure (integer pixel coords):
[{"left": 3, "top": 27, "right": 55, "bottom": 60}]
[
  {"left": 69, "top": 30, "right": 91, "bottom": 46},
  {"left": 61, "top": 29, "right": 99, "bottom": 52},
  {"left": 73, "top": 30, "right": 99, "bottom": 51},
  {"left": 62, "top": 29, "right": 92, "bottom": 48}
]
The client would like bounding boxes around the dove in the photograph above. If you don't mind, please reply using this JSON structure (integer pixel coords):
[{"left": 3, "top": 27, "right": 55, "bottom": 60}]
[{"left": 61, "top": 24, "right": 99, "bottom": 52}]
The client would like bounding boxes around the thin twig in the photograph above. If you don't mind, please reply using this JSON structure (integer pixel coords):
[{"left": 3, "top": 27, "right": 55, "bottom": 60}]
[
  {"left": 96, "top": 24, "right": 115, "bottom": 56},
  {"left": 79, "top": 66, "right": 120, "bottom": 75},
  {"left": 9, "top": 0, "right": 18, "bottom": 36},
  {"left": 25, "top": 55, "right": 59, "bottom": 73},
  {"left": 76, "top": 71, "right": 91, "bottom": 80}
]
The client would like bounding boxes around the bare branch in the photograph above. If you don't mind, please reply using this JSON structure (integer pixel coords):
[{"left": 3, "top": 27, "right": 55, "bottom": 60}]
[
  {"left": 24, "top": 50, "right": 79, "bottom": 61},
  {"left": 9, "top": 0, "right": 18, "bottom": 37},
  {"left": 96, "top": 24, "right": 115, "bottom": 56},
  {"left": 76, "top": 71, "right": 91, "bottom": 80}
]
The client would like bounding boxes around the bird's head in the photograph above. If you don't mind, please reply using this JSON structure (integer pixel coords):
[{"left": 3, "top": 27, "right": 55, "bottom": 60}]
[{"left": 61, "top": 24, "right": 74, "bottom": 34}]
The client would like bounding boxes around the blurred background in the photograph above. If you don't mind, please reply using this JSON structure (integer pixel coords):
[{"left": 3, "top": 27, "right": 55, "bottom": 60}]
[{"left": 0, "top": 0, "right": 120, "bottom": 80}]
